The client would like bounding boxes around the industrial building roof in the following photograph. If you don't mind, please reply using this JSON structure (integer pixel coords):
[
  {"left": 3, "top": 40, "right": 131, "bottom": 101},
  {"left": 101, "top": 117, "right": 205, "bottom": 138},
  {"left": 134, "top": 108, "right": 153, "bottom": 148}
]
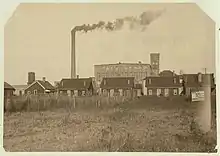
[{"left": 94, "top": 62, "right": 151, "bottom": 66}]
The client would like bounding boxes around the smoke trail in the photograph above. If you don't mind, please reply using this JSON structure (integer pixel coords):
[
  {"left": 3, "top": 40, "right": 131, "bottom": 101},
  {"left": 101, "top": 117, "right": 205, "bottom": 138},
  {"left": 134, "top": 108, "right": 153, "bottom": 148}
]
[{"left": 72, "top": 9, "right": 165, "bottom": 33}]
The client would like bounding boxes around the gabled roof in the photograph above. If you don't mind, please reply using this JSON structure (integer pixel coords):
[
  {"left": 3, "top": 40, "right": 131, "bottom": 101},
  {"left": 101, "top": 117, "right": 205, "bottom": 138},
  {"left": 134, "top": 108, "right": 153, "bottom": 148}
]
[
  {"left": 145, "top": 76, "right": 182, "bottom": 87},
  {"left": 4, "top": 82, "right": 15, "bottom": 90},
  {"left": 58, "top": 78, "right": 92, "bottom": 90},
  {"left": 100, "top": 77, "right": 135, "bottom": 89},
  {"left": 25, "top": 80, "right": 55, "bottom": 91},
  {"left": 37, "top": 80, "right": 55, "bottom": 90}
]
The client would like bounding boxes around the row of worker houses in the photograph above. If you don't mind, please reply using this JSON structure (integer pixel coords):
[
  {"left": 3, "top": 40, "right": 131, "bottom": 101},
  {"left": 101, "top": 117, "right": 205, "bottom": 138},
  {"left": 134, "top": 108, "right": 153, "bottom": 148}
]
[{"left": 6, "top": 71, "right": 215, "bottom": 98}]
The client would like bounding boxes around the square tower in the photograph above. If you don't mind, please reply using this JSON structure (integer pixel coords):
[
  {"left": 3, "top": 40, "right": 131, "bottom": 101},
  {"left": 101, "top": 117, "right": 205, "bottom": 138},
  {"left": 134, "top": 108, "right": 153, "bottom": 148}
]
[{"left": 150, "top": 53, "right": 160, "bottom": 76}]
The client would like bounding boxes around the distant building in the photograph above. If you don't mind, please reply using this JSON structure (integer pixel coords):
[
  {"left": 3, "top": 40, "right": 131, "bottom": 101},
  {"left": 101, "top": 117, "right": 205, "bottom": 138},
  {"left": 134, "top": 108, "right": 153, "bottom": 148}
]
[
  {"left": 4, "top": 82, "right": 15, "bottom": 98},
  {"left": 94, "top": 62, "right": 152, "bottom": 86},
  {"left": 159, "top": 70, "right": 176, "bottom": 77},
  {"left": 13, "top": 85, "right": 27, "bottom": 96},
  {"left": 94, "top": 53, "right": 160, "bottom": 85},
  {"left": 57, "top": 77, "right": 94, "bottom": 96},
  {"left": 24, "top": 77, "right": 55, "bottom": 94},
  {"left": 100, "top": 77, "right": 135, "bottom": 97}
]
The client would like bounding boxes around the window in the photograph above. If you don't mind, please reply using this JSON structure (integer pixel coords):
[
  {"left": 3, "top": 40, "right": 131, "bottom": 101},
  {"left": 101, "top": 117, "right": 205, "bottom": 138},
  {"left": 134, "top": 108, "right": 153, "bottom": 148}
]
[
  {"left": 148, "top": 89, "right": 152, "bottom": 95},
  {"left": 19, "top": 90, "right": 22, "bottom": 96},
  {"left": 74, "top": 90, "right": 78, "bottom": 96},
  {"left": 179, "top": 78, "right": 183, "bottom": 83},
  {"left": 27, "top": 91, "right": 31, "bottom": 95},
  {"left": 34, "top": 90, "right": 37, "bottom": 95},
  {"left": 104, "top": 80, "right": 106, "bottom": 85},
  {"left": 84, "top": 81, "right": 86, "bottom": 86},
  {"left": 173, "top": 89, "right": 178, "bottom": 95},
  {"left": 148, "top": 79, "right": 152, "bottom": 84},
  {"left": 198, "top": 74, "right": 202, "bottom": 82},
  {"left": 165, "top": 89, "right": 169, "bottom": 96},
  {"left": 157, "top": 89, "right": 161, "bottom": 96},
  {"left": 174, "top": 78, "right": 177, "bottom": 84},
  {"left": 128, "top": 80, "right": 130, "bottom": 84},
  {"left": 178, "top": 88, "right": 183, "bottom": 95},
  {"left": 82, "top": 91, "right": 85, "bottom": 96}
]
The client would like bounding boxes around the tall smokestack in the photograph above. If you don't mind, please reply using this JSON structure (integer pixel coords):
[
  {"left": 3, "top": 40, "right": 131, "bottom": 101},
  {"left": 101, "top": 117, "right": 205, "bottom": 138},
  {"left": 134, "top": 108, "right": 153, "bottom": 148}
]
[{"left": 71, "top": 30, "right": 76, "bottom": 79}]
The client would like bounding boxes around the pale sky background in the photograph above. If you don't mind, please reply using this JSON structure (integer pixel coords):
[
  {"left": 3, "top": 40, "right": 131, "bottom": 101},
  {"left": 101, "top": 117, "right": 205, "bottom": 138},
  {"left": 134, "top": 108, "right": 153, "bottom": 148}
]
[{"left": 4, "top": 3, "right": 215, "bottom": 85}]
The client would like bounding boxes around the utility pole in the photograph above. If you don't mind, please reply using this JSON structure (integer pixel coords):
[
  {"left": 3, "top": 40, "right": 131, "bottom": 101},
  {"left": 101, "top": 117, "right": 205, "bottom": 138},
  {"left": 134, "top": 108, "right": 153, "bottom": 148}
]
[{"left": 203, "top": 68, "right": 207, "bottom": 74}]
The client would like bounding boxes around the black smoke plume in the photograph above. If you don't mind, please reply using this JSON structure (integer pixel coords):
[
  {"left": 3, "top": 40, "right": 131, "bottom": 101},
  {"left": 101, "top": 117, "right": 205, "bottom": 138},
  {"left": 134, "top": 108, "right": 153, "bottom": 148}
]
[{"left": 72, "top": 9, "right": 165, "bottom": 33}]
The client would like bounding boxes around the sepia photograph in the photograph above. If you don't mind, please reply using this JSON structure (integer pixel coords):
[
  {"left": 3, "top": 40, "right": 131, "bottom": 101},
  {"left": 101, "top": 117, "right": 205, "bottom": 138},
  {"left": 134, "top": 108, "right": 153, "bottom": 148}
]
[{"left": 3, "top": 3, "right": 217, "bottom": 152}]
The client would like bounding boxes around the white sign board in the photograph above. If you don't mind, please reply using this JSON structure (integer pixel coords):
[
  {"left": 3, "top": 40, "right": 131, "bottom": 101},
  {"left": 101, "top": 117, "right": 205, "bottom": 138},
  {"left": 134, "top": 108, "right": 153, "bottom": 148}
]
[{"left": 191, "top": 91, "right": 205, "bottom": 102}]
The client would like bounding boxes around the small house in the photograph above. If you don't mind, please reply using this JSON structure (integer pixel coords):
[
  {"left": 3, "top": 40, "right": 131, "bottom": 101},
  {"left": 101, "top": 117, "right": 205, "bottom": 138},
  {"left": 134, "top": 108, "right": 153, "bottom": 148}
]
[
  {"left": 24, "top": 77, "right": 55, "bottom": 95},
  {"left": 57, "top": 77, "right": 94, "bottom": 96},
  {"left": 4, "top": 82, "right": 15, "bottom": 98},
  {"left": 144, "top": 76, "right": 182, "bottom": 97},
  {"left": 100, "top": 77, "right": 135, "bottom": 97}
]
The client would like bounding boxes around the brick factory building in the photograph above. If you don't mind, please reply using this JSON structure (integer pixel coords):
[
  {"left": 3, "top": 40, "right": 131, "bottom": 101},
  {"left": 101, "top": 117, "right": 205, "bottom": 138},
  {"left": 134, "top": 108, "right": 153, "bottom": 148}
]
[
  {"left": 94, "top": 62, "right": 152, "bottom": 86},
  {"left": 94, "top": 53, "right": 160, "bottom": 86}
]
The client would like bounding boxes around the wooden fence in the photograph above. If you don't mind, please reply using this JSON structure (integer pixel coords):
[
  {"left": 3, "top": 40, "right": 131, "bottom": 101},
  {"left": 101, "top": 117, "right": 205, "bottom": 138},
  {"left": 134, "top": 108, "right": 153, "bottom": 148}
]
[{"left": 4, "top": 94, "right": 136, "bottom": 112}]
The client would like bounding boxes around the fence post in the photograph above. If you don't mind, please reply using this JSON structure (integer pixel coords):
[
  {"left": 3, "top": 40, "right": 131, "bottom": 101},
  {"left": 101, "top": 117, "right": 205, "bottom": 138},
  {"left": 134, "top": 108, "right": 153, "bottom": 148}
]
[{"left": 73, "top": 95, "right": 76, "bottom": 109}]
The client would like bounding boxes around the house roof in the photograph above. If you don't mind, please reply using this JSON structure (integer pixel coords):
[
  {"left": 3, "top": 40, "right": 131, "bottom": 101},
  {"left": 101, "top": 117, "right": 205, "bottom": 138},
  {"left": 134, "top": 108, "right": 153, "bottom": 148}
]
[
  {"left": 181, "top": 74, "right": 215, "bottom": 87},
  {"left": 58, "top": 78, "right": 93, "bottom": 90},
  {"left": 144, "top": 73, "right": 215, "bottom": 88},
  {"left": 37, "top": 80, "right": 55, "bottom": 90},
  {"left": 145, "top": 76, "right": 182, "bottom": 88},
  {"left": 4, "top": 82, "right": 15, "bottom": 90},
  {"left": 100, "top": 77, "right": 135, "bottom": 89},
  {"left": 25, "top": 80, "right": 55, "bottom": 91}
]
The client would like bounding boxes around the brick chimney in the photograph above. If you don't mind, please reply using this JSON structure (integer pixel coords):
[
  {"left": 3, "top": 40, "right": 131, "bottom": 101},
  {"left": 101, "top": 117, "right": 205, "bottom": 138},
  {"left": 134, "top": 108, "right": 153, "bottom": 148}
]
[{"left": 42, "top": 77, "right": 46, "bottom": 82}]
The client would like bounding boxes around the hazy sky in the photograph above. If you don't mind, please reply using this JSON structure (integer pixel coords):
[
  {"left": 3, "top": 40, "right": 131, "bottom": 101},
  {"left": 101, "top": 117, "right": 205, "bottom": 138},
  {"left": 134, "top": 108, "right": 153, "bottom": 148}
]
[{"left": 4, "top": 3, "right": 215, "bottom": 85}]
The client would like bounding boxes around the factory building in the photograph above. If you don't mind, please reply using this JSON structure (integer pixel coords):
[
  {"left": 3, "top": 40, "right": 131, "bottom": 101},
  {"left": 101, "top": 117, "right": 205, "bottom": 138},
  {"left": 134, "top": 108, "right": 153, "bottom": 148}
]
[
  {"left": 94, "top": 53, "right": 160, "bottom": 86},
  {"left": 94, "top": 62, "right": 152, "bottom": 86}
]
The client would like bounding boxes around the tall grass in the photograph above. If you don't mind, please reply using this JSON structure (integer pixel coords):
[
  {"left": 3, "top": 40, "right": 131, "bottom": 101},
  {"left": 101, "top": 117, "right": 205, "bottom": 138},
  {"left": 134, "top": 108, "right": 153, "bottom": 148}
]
[{"left": 4, "top": 95, "right": 217, "bottom": 152}]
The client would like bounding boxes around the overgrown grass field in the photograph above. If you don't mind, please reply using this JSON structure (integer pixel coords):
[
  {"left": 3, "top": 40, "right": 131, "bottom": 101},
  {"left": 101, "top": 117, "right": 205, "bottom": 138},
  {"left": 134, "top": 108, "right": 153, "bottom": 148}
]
[{"left": 3, "top": 95, "right": 217, "bottom": 152}]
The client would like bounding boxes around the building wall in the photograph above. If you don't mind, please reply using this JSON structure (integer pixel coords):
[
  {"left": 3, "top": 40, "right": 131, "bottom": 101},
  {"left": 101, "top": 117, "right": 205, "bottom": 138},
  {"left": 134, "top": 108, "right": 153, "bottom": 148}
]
[
  {"left": 94, "top": 63, "right": 152, "bottom": 85},
  {"left": 101, "top": 88, "right": 133, "bottom": 97},
  {"left": 146, "top": 87, "right": 180, "bottom": 96},
  {"left": 25, "top": 82, "right": 45, "bottom": 94},
  {"left": 14, "top": 89, "right": 25, "bottom": 96},
  {"left": 4, "top": 89, "right": 14, "bottom": 97}
]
